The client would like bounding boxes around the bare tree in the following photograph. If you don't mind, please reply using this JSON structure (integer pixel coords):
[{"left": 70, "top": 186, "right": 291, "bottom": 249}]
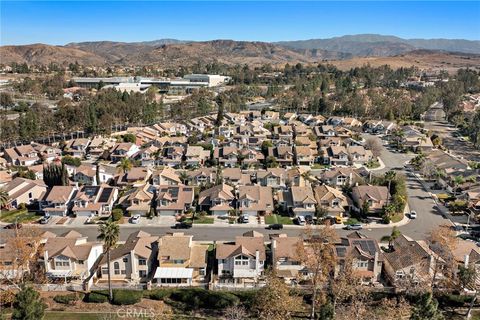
[
  {"left": 365, "top": 137, "right": 383, "bottom": 158},
  {"left": 224, "top": 305, "right": 248, "bottom": 320},
  {"left": 298, "top": 226, "right": 338, "bottom": 319}
]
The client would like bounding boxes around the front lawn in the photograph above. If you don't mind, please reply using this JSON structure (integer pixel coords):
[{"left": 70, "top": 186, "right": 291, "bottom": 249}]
[
  {"left": 311, "top": 164, "right": 330, "bottom": 169},
  {"left": 185, "top": 215, "right": 214, "bottom": 224},
  {"left": 344, "top": 218, "right": 360, "bottom": 225},
  {"left": 0, "top": 209, "right": 39, "bottom": 223},
  {"left": 44, "top": 312, "right": 108, "bottom": 320},
  {"left": 366, "top": 160, "right": 380, "bottom": 169},
  {"left": 265, "top": 214, "right": 293, "bottom": 225},
  {"left": 390, "top": 212, "right": 404, "bottom": 223}
]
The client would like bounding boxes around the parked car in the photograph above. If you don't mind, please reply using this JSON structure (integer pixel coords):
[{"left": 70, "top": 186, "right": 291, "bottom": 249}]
[
  {"left": 266, "top": 224, "right": 284, "bottom": 230},
  {"left": 130, "top": 214, "right": 141, "bottom": 224},
  {"left": 85, "top": 214, "right": 95, "bottom": 224},
  {"left": 409, "top": 211, "right": 417, "bottom": 219},
  {"left": 345, "top": 224, "right": 363, "bottom": 230},
  {"left": 296, "top": 216, "right": 306, "bottom": 226},
  {"left": 172, "top": 222, "right": 192, "bottom": 229},
  {"left": 40, "top": 214, "right": 51, "bottom": 224},
  {"left": 239, "top": 214, "right": 250, "bottom": 223},
  {"left": 4, "top": 223, "right": 22, "bottom": 229}
]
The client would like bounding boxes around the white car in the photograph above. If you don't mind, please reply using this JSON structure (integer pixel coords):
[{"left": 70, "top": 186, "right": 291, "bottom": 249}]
[
  {"left": 297, "top": 216, "right": 306, "bottom": 225},
  {"left": 240, "top": 214, "right": 250, "bottom": 223},
  {"left": 130, "top": 214, "right": 141, "bottom": 224},
  {"left": 409, "top": 211, "right": 417, "bottom": 219}
]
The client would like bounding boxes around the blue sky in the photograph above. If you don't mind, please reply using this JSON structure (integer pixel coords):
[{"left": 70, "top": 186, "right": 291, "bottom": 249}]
[{"left": 1, "top": 1, "right": 479, "bottom": 45}]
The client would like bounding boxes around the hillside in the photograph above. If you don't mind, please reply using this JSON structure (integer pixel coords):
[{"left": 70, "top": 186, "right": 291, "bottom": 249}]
[
  {"left": 327, "top": 50, "right": 480, "bottom": 73},
  {"left": 276, "top": 34, "right": 480, "bottom": 56},
  {"left": 0, "top": 43, "right": 106, "bottom": 65}
]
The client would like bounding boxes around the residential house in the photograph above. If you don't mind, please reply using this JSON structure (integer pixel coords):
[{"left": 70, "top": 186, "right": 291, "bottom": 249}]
[
  {"left": 271, "top": 234, "right": 309, "bottom": 283},
  {"left": 216, "top": 231, "right": 266, "bottom": 285},
  {"left": 185, "top": 168, "right": 218, "bottom": 186},
  {"left": 347, "top": 146, "right": 373, "bottom": 165},
  {"left": 351, "top": 185, "right": 389, "bottom": 213},
  {"left": 295, "top": 146, "right": 316, "bottom": 166},
  {"left": 238, "top": 186, "right": 273, "bottom": 217},
  {"left": 383, "top": 235, "right": 443, "bottom": 287},
  {"left": 115, "top": 167, "right": 151, "bottom": 187},
  {"left": 239, "top": 148, "right": 265, "bottom": 168},
  {"left": 152, "top": 167, "right": 182, "bottom": 186},
  {"left": 154, "top": 233, "right": 208, "bottom": 286},
  {"left": 110, "top": 143, "right": 139, "bottom": 163},
  {"left": 156, "top": 185, "right": 194, "bottom": 215},
  {"left": 184, "top": 146, "right": 210, "bottom": 167},
  {"left": 31, "top": 142, "right": 61, "bottom": 162},
  {"left": 119, "top": 184, "right": 155, "bottom": 216},
  {"left": 2, "top": 177, "right": 47, "bottom": 209},
  {"left": 279, "top": 186, "right": 317, "bottom": 217},
  {"left": 160, "top": 146, "right": 185, "bottom": 167},
  {"left": 72, "top": 185, "right": 119, "bottom": 217},
  {"left": 256, "top": 168, "right": 287, "bottom": 189},
  {"left": 268, "top": 146, "right": 294, "bottom": 167},
  {"left": 214, "top": 147, "right": 239, "bottom": 168},
  {"left": 3, "top": 145, "right": 40, "bottom": 166},
  {"left": 335, "top": 232, "right": 383, "bottom": 284},
  {"left": 321, "top": 146, "right": 349, "bottom": 166},
  {"left": 320, "top": 167, "right": 366, "bottom": 187},
  {"left": 97, "top": 231, "right": 158, "bottom": 284},
  {"left": 313, "top": 185, "right": 350, "bottom": 217},
  {"left": 64, "top": 138, "right": 90, "bottom": 158},
  {"left": 222, "top": 168, "right": 252, "bottom": 186},
  {"left": 42, "top": 186, "right": 77, "bottom": 217},
  {"left": 42, "top": 231, "right": 103, "bottom": 287},
  {"left": 73, "top": 165, "right": 98, "bottom": 186},
  {"left": 198, "top": 184, "right": 235, "bottom": 216}
]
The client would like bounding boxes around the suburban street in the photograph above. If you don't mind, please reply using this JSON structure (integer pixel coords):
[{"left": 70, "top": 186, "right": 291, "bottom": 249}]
[
  {"left": 424, "top": 120, "right": 480, "bottom": 162},
  {"left": 18, "top": 133, "right": 450, "bottom": 243}
]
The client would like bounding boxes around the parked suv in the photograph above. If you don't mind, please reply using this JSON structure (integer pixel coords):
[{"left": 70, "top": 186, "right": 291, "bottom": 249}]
[{"left": 40, "top": 214, "right": 52, "bottom": 224}]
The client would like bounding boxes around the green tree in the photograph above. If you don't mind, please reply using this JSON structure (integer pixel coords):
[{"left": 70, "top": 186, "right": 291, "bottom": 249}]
[
  {"left": 0, "top": 189, "right": 9, "bottom": 208},
  {"left": 97, "top": 219, "right": 120, "bottom": 302},
  {"left": 253, "top": 270, "right": 300, "bottom": 320},
  {"left": 122, "top": 133, "right": 136, "bottom": 143},
  {"left": 12, "top": 286, "right": 47, "bottom": 320},
  {"left": 410, "top": 292, "right": 443, "bottom": 320},
  {"left": 116, "top": 158, "right": 133, "bottom": 174},
  {"left": 43, "top": 163, "right": 69, "bottom": 188}
]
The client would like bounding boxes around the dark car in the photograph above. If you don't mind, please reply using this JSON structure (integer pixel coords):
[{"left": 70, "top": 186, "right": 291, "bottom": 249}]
[
  {"left": 172, "top": 222, "right": 192, "bottom": 229},
  {"left": 344, "top": 224, "right": 362, "bottom": 230},
  {"left": 305, "top": 215, "right": 314, "bottom": 224},
  {"left": 4, "top": 222, "right": 22, "bottom": 229},
  {"left": 266, "top": 224, "right": 284, "bottom": 230}
]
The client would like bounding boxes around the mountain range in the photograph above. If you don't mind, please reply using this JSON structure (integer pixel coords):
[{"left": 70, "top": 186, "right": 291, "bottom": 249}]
[{"left": 1, "top": 34, "right": 479, "bottom": 68}]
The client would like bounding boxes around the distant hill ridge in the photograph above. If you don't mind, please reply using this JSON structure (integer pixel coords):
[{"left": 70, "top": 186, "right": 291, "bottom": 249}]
[{"left": 0, "top": 34, "right": 479, "bottom": 68}]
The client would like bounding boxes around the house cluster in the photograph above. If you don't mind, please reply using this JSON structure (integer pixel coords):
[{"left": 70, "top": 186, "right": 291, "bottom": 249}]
[
  {"left": 2, "top": 229, "right": 479, "bottom": 291},
  {"left": 1, "top": 112, "right": 385, "bottom": 223}
]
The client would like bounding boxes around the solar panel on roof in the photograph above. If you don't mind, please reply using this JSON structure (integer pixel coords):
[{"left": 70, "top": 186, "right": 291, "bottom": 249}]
[{"left": 98, "top": 188, "right": 113, "bottom": 203}]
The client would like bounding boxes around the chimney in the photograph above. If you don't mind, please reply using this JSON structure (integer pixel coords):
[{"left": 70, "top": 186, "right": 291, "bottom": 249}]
[
  {"left": 464, "top": 254, "right": 470, "bottom": 268},
  {"left": 255, "top": 250, "right": 260, "bottom": 274}
]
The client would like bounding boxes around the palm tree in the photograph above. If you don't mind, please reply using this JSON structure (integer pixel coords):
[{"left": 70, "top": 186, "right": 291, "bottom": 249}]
[
  {"left": 0, "top": 189, "right": 9, "bottom": 219},
  {"left": 178, "top": 171, "right": 189, "bottom": 185},
  {"left": 387, "top": 226, "right": 401, "bottom": 249},
  {"left": 0, "top": 189, "right": 9, "bottom": 208},
  {"left": 97, "top": 220, "right": 119, "bottom": 302},
  {"left": 116, "top": 158, "right": 132, "bottom": 174}
]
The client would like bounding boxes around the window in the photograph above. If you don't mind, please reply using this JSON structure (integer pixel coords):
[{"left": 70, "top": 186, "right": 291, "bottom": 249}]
[
  {"left": 357, "top": 261, "right": 368, "bottom": 268},
  {"left": 199, "top": 268, "right": 206, "bottom": 276},
  {"left": 173, "top": 259, "right": 184, "bottom": 264},
  {"left": 28, "top": 192, "right": 33, "bottom": 199},
  {"left": 139, "top": 258, "right": 147, "bottom": 266},
  {"left": 114, "top": 262, "right": 120, "bottom": 275},
  {"left": 78, "top": 260, "right": 84, "bottom": 265},
  {"left": 234, "top": 255, "right": 250, "bottom": 266},
  {"left": 221, "top": 270, "right": 230, "bottom": 275},
  {"left": 102, "top": 268, "right": 108, "bottom": 275},
  {"left": 139, "top": 270, "right": 147, "bottom": 278},
  {"left": 123, "top": 257, "right": 128, "bottom": 263}
]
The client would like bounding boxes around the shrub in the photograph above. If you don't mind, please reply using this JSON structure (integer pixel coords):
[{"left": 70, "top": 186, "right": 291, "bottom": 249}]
[
  {"left": 230, "top": 290, "right": 258, "bottom": 309},
  {"left": 122, "top": 133, "right": 136, "bottom": 143},
  {"left": 84, "top": 291, "right": 108, "bottom": 303},
  {"left": 112, "top": 289, "right": 143, "bottom": 305},
  {"left": 61, "top": 156, "right": 82, "bottom": 167},
  {"left": 53, "top": 293, "right": 84, "bottom": 305},
  {"left": 18, "top": 203, "right": 26, "bottom": 210},
  {"left": 169, "top": 288, "right": 239, "bottom": 310},
  {"left": 111, "top": 209, "right": 124, "bottom": 222},
  {"left": 145, "top": 289, "right": 173, "bottom": 301},
  {"left": 436, "top": 294, "right": 473, "bottom": 308}
]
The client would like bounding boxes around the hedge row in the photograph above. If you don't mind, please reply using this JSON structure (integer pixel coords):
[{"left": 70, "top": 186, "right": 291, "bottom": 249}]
[
  {"left": 84, "top": 289, "right": 143, "bottom": 305},
  {"left": 53, "top": 293, "right": 84, "bottom": 305},
  {"left": 169, "top": 288, "right": 239, "bottom": 309},
  {"left": 84, "top": 291, "right": 109, "bottom": 303}
]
